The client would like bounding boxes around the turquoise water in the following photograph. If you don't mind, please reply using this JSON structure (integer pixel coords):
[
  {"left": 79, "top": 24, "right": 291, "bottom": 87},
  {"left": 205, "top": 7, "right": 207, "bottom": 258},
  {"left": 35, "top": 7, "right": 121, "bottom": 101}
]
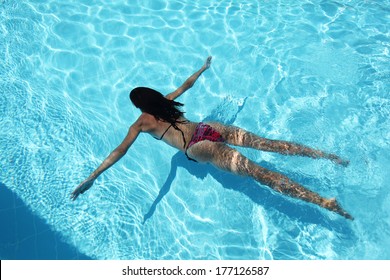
[{"left": 1, "top": 0, "right": 389, "bottom": 259}]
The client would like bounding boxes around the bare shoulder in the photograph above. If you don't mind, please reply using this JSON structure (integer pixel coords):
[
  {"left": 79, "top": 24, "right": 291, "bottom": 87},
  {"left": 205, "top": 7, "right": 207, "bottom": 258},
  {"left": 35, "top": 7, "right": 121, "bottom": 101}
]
[{"left": 135, "top": 113, "right": 158, "bottom": 132}]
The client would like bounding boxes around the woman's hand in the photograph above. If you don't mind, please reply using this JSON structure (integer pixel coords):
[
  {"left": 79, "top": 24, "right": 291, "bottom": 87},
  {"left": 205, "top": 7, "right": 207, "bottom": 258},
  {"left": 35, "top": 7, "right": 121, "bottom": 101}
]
[
  {"left": 71, "top": 177, "right": 95, "bottom": 201},
  {"left": 165, "top": 56, "right": 213, "bottom": 100},
  {"left": 203, "top": 56, "right": 212, "bottom": 70}
]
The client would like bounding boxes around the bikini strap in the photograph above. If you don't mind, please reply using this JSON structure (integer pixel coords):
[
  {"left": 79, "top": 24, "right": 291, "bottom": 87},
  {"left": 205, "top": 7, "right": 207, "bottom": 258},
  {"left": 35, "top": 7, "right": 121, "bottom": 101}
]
[
  {"left": 154, "top": 124, "right": 172, "bottom": 140},
  {"left": 177, "top": 125, "right": 197, "bottom": 161},
  {"left": 185, "top": 150, "right": 198, "bottom": 162},
  {"left": 155, "top": 122, "right": 190, "bottom": 159},
  {"left": 172, "top": 123, "right": 187, "bottom": 149}
]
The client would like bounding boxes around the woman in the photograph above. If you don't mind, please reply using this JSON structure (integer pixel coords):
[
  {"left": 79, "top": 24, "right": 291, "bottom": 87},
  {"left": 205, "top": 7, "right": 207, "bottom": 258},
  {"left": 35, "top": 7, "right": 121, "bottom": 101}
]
[{"left": 72, "top": 56, "right": 353, "bottom": 220}]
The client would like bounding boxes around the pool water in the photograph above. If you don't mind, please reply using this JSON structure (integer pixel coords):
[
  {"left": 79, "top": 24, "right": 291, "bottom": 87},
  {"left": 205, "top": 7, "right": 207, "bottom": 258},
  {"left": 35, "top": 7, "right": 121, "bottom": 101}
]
[{"left": 1, "top": 0, "right": 389, "bottom": 259}]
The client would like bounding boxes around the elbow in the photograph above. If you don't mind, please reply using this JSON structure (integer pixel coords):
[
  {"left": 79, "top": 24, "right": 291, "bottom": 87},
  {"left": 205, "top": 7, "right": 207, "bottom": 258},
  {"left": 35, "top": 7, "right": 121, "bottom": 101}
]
[
  {"left": 115, "top": 147, "right": 127, "bottom": 156},
  {"left": 184, "top": 80, "right": 194, "bottom": 89}
]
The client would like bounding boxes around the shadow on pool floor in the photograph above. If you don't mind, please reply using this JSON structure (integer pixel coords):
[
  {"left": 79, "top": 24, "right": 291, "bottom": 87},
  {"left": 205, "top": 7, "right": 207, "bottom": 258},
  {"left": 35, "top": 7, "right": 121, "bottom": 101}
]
[
  {"left": 0, "top": 182, "right": 91, "bottom": 260},
  {"left": 143, "top": 151, "right": 354, "bottom": 238}
]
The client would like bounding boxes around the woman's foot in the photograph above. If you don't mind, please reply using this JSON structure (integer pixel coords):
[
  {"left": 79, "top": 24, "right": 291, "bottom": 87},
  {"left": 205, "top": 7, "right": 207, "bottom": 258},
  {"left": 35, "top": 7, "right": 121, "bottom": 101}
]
[
  {"left": 323, "top": 198, "right": 354, "bottom": 220},
  {"left": 327, "top": 154, "right": 350, "bottom": 167},
  {"left": 203, "top": 56, "right": 212, "bottom": 70}
]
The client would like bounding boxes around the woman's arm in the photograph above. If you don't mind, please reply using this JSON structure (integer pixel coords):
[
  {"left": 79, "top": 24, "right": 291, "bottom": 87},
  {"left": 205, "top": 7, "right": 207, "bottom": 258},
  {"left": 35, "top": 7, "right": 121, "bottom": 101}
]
[
  {"left": 71, "top": 121, "right": 141, "bottom": 201},
  {"left": 165, "top": 56, "right": 212, "bottom": 101}
]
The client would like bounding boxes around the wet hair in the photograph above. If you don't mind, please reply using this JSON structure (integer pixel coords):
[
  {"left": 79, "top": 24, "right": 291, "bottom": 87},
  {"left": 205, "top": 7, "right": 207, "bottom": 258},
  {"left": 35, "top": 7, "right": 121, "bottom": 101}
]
[
  {"left": 129, "top": 87, "right": 185, "bottom": 124},
  {"left": 129, "top": 87, "right": 188, "bottom": 147}
]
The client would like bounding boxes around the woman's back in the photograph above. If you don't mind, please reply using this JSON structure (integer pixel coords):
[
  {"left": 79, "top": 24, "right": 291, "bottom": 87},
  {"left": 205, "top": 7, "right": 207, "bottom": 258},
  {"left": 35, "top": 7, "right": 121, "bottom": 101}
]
[{"left": 137, "top": 113, "right": 198, "bottom": 152}]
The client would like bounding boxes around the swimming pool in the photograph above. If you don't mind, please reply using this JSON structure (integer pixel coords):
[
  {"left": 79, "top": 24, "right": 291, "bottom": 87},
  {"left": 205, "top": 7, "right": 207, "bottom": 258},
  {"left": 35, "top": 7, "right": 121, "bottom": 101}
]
[{"left": 1, "top": 0, "right": 389, "bottom": 260}]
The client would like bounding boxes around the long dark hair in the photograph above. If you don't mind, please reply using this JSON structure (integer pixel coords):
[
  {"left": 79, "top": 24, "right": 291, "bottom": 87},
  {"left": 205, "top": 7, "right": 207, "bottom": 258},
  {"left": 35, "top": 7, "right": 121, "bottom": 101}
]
[{"left": 130, "top": 87, "right": 186, "bottom": 125}]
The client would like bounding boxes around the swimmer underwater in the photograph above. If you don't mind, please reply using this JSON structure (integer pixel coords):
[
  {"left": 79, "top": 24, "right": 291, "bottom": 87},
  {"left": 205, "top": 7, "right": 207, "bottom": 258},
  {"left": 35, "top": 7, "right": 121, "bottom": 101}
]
[{"left": 72, "top": 56, "right": 353, "bottom": 220}]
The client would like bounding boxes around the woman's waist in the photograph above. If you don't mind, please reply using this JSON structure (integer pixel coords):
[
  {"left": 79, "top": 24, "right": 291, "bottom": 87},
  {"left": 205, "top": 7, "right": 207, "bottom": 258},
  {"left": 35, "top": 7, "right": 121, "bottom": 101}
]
[{"left": 162, "top": 121, "right": 198, "bottom": 151}]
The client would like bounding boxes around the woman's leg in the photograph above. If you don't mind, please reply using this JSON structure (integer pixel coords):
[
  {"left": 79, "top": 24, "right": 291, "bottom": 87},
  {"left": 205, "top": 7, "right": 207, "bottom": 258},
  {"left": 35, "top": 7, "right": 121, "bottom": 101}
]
[
  {"left": 205, "top": 122, "right": 349, "bottom": 166},
  {"left": 187, "top": 141, "right": 353, "bottom": 219}
]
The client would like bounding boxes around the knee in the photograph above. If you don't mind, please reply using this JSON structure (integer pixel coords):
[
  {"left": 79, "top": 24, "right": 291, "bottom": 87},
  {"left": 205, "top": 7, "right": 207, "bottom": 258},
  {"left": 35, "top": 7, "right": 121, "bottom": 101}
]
[{"left": 213, "top": 149, "right": 248, "bottom": 174}]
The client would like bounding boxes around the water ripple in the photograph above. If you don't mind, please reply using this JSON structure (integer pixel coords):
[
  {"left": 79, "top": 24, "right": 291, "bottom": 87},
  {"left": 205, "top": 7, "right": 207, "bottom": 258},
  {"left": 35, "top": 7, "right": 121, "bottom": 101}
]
[{"left": 1, "top": 0, "right": 389, "bottom": 260}]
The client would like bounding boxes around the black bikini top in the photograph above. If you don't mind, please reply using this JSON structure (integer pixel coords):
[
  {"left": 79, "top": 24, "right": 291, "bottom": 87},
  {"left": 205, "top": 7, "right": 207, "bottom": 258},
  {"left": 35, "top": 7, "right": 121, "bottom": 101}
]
[
  {"left": 154, "top": 124, "right": 172, "bottom": 140},
  {"left": 153, "top": 122, "right": 187, "bottom": 150}
]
